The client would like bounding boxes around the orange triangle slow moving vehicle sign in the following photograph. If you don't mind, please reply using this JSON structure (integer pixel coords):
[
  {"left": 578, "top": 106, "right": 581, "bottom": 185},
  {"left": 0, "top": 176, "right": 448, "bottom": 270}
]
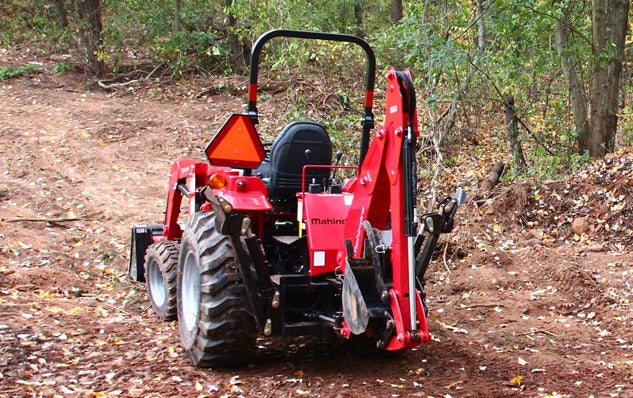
[{"left": 205, "top": 114, "right": 265, "bottom": 168}]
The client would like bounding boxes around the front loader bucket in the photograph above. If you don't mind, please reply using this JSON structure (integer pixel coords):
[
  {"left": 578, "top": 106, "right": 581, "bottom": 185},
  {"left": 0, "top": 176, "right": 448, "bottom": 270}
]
[{"left": 128, "top": 225, "right": 163, "bottom": 282}]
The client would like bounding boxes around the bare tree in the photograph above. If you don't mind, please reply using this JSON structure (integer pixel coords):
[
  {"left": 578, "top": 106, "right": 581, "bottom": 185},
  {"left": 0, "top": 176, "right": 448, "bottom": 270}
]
[
  {"left": 555, "top": 7, "right": 590, "bottom": 151},
  {"left": 587, "top": 0, "right": 629, "bottom": 157},
  {"left": 354, "top": 0, "right": 365, "bottom": 36},
  {"left": 51, "top": 0, "right": 69, "bottom": 29},
  {"left": 555, "top": 0, "right": 629, "bottom": 158},
  {"left": 223, "top": 0, "right": 249, "bottom": 73},
  {"left": 77, "top": 0, "right": 104, "bottom": 75},
  {"left": 476, "top": 0, "right": 486, "bottom": 51},
  {"left": 504, "top": 95, "right": 527, "bottom": 170},
  {"left": 391, "top": 0, "right": 403, "bottom": 24},
  {"left": 174, "top": 0, "right": 182, "bottom": 33}
]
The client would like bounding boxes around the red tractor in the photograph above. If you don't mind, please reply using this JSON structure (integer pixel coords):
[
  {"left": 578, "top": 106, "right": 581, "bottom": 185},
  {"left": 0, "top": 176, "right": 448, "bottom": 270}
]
[{"left": 129, "top": 29, "right": 465, "bottom": 367}]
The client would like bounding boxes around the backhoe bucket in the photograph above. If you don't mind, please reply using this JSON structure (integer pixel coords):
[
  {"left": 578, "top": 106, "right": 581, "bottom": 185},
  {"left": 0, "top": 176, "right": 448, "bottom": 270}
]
[{"left": 342, "top": 261, "right": 370, "bottom": 335}]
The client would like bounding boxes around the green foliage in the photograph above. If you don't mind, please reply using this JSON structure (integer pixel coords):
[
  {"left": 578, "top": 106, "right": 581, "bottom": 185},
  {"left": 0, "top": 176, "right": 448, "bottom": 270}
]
[
  {"left": 371, "top": 0, "right": 625, "bottom": 180},
  {"left": 619, "top": 102, "right": 633, "bottom": 145},
  {"left": 1, "top": 0, "right": 631, "bottom": 178},
  {"left": 0, "top": 64, "right": 41, "bottom": 81},
  {"left": 54, "top": 60, "right": 74, "bottom": 73},
  {"left": 226, "top": 0, "right": 388, "bottom": 37},
  {"left": 103, "top": 0, "right": 225, "bottom": 73},
  {"left": 0, "top": 1, "right": 70, "bottom": 47},
  {"left": 502, "top": 146, "right": 593, "bottom": 181},
  {"left": 153, "top": 30, "right": 226, "bottom": 73}
]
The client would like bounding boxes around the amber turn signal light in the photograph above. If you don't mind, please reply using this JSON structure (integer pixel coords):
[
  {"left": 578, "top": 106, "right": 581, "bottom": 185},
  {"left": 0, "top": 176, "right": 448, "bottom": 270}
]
[{"left": 209, "top": 174, "right": 226, "bottom": 189}]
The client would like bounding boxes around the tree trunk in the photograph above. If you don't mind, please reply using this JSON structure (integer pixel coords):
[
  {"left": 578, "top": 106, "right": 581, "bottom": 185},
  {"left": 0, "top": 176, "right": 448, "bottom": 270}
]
[
  {"left": 504, "top": 95, "right": 527, "bottom": 171},
  {"left": 480, "top": 161, "right": 505, "bottom": 191},
  {"left": 555, "top": 11, "right": 590, "bottom": 151},
  {"left": 587, "top": 0, "right": 629, "bottom": 157},
  {"left": 224, "top": 0, "right": 248, "bottom": 73},
  {"left": 174, "top": 0, "right": 182, "bottom": 33},
  {"left": 391, "top": 0, "right": 403, "bottom": 25},
  {"left": 354, "top": 0, "right": 364, "bottom": 37},
  {"left": 476, "top": 0, "right": 486, "bottom": 51},
  {"left": 77, "top": 0, "right": 104, "bottom": 76},
  {"left": 51, "top": 0, "right": 69, "bottom": 29}
]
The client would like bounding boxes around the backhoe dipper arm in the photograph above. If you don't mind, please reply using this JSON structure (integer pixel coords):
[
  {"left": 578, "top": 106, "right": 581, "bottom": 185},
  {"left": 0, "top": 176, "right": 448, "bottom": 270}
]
[{"left": 342, "top": 68, "right": 425, "bottom": 349}]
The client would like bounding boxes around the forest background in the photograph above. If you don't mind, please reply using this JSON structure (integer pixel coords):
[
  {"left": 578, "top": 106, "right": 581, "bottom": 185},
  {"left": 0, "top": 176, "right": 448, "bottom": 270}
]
[{"left": 1, "top": 0, "right": 631, "bottom": 188}]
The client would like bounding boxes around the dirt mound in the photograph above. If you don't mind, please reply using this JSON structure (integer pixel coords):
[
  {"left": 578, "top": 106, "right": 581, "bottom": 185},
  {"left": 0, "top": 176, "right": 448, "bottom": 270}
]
[{"left": 470, "top": 149, "right": 633, "bottom": 251}]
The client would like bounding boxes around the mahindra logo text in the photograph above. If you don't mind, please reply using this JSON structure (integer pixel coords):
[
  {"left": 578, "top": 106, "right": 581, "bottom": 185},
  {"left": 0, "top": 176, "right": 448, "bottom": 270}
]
[{"left": 311, "top": 218, "right": 345, "bottom": 225}]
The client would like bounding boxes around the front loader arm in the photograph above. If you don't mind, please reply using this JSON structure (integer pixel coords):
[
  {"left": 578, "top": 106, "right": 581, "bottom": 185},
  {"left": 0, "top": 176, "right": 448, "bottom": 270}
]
[{"left": 163, "top": 159, "right": 210, "bottom": 241}]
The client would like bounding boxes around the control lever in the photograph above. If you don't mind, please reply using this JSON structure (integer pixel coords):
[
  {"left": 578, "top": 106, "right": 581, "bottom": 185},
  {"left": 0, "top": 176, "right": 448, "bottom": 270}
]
[
  {"left": 331, "top": 150, "right": 343, "bottom": 180},
  {"left": 334, "top": 150, "right": 343, "bottom": 164},
  {"left": 329, "top": 150, "right": 344, "bottom": 194}
]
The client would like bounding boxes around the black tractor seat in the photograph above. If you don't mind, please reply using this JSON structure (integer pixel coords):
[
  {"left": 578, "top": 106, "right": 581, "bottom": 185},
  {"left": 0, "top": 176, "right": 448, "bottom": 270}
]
[{"left": 255, "top": 121, "right": 332, "bottom": 198}]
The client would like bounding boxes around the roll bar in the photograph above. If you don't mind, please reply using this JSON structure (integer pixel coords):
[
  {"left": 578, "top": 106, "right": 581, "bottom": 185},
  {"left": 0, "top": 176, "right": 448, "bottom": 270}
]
[{"left": 246, "top": 29, "right": 376, "bottom": 165}]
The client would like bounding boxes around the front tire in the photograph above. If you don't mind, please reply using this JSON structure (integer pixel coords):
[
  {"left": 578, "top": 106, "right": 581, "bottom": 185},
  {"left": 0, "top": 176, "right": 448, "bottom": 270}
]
[
  {"left": 145, "top": 240, "right": 180, "bottom": 321},
  {"left": 177, "top": 211, "right": 257, "bottom": 367}
]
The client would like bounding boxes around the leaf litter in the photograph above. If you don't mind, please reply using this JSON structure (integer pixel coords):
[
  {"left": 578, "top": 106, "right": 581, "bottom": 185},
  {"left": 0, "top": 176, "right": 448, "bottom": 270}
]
[{"left": 1, "top": 53, "right": 633, "bottom": 397}]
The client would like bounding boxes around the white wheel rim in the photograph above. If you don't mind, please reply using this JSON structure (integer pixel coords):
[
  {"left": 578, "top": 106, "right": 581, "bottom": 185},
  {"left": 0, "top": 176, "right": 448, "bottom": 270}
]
[
  {"left": 182, "top": 250, "right": 201, "bottom": 332},
  {"left": 148, "top": 261, "right": 166, "bottom": 306}
]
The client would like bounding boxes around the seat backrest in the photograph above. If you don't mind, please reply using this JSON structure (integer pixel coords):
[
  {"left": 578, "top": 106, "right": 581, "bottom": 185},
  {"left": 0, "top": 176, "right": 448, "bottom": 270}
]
[{"left": 267, "top": 121, "right": 332, "bottom": 197}]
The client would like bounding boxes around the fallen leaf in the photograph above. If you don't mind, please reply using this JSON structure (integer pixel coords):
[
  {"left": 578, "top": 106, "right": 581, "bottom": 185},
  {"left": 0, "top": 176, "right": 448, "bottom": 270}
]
[
  {"left": 66, "top": 307, "right": 83, "bottom": 316},
  {"left": 17, "top": 369, "right": 33, "bottom": 378},
  {"left": 229, "top": 375, "right": 241, "bottom": 385},
  {"left": 445, "top": 380, "right": 464, "bottom": 389},
  {"left": 108, "top": 337, "right": 126, "bottom": 345},
  {"left": 598, "top": 329, "right": 611, "bottom": 337},
  {"left": 438, "top": 321, "right": 468, "bottom": 334},
  {"left": 39, "top": 290, "right": 61, "bottom": 299}
]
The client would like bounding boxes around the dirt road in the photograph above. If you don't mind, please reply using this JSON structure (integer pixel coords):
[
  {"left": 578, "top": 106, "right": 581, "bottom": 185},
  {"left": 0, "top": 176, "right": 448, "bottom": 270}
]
[{"left": 1, "top": 65, "right": 632, "bottom": 397}]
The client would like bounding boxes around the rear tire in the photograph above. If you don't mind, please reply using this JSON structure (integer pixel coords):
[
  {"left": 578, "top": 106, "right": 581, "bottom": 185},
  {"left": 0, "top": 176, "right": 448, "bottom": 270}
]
[
  {"left": 177, "top": 211, "right": 257, "bottom": 367},
  {"left": 145, "top": 240, "right": 180, "bottom": 321}
]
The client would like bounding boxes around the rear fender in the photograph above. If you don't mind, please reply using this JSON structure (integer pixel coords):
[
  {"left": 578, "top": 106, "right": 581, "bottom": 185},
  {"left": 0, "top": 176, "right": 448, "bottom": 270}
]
[
  {"left": 213, "top": 174, "right": 272, "bottom": 212},
  {"left": 210, "top": 174, "right": 271, "bottom": 239},
  {"left": 164, "top": 159, "right": 271, "bottom": 241}
]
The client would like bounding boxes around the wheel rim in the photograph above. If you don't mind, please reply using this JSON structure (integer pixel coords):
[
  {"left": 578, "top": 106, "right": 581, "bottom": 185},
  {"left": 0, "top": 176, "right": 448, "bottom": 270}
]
[
  {"left": 181, "top": 249, "right": 201, "bottom": 332},
  {"left": 148, "top": 261, "right": 166, "bottom": 307}
]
